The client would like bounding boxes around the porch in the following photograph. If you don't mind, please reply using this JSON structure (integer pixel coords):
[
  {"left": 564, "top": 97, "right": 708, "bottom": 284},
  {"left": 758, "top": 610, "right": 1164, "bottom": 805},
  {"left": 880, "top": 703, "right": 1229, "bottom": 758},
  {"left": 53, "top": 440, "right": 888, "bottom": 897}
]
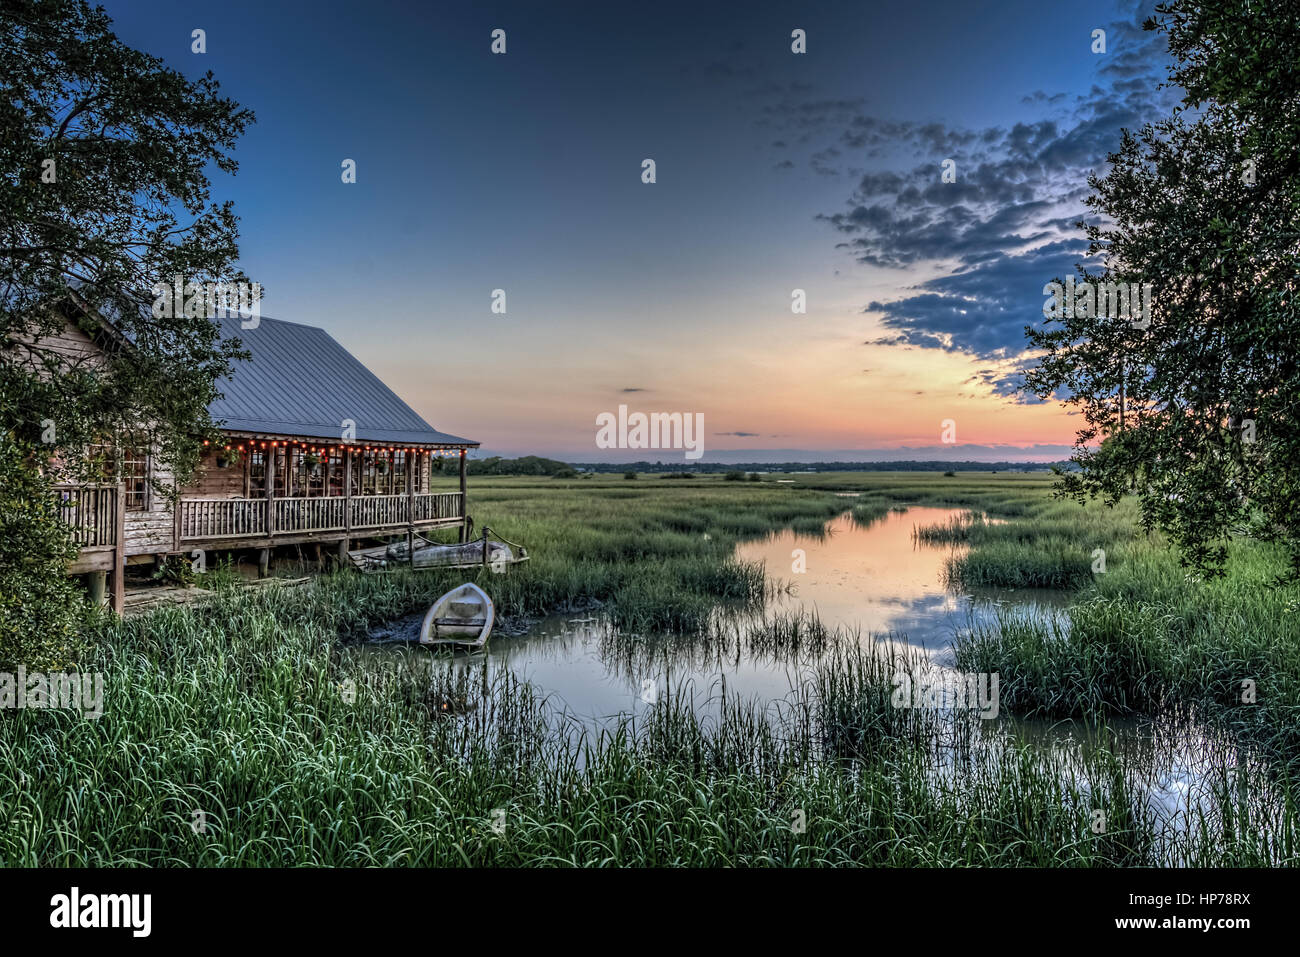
[
  {"left": 57, "top": 438, "right": 475, "bottom": 613},
  {"left": 55, "top": 483, "right": 126, "bottom": 608},
  {"left": 174, "top": 437, "right": 473, "bottom": 550},
  {"left": 176, "top": 489, "right": 466, "bottom": 546}
]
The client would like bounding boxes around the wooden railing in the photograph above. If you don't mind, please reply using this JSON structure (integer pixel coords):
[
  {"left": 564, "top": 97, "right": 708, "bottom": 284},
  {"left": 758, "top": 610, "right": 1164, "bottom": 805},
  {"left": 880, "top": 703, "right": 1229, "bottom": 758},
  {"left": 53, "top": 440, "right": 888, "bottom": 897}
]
[
  {"left": 179, "top": 492, "right": 463, "bottom": 541},
  {"left": 179, "top": 498, "right": 267, "bottom": 541},
  {"left": 412, "top": 491, "right": 464, "bottom": 523},
  {"left": 351, "top": 493, "right": 406, "bottom": 529},
  {"left": 277, "top": 496, "right": 347, "bottom": 534},
  {"left": 53, "top": 484, "right": 120, "bottom": 547}
]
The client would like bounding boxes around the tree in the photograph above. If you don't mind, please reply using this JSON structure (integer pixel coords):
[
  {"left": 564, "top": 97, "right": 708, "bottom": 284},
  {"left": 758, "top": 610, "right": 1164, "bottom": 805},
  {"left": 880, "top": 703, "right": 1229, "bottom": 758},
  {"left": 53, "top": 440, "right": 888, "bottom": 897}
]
[
  {"left": 1023, "top": 0, "right": 1300, "bottom": 574},
  {"left": 0, "top": 0, "right": 254, "bottom": 658},
  {"left": 1, "top": 0, "right": 253, "bottom": 480},
  {"left": 0, "top": 435, "right": 88, "bottom": 671}
]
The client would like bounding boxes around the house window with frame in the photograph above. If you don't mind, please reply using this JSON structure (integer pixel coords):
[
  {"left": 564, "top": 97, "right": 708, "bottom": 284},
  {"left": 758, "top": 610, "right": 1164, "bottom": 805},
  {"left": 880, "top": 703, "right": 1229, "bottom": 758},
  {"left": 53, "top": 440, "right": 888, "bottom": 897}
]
[
  {"left": 247, "top": 450, "right": 266, "bottom": 497},
  {"left": 286, "top": 447, "right": 307, "bottom": 497},
  {"left": 305, "top": 448, "right": 326, "bottom": 497},
  {"left": 325, "top": 448, "right": 344, "bottom": 496},
  {"left": 83, "top": 435, "right": 149, "bottom": 510},
  {"left": 392, "top": 450, "right": 408, "bottom": 493},
  {"left": 413, "top": 451, "right": 425, "bottom": 492},
  {"left": 121, "top": 439, "right": 150, "bottom": 511},
  {"left": 375, "top": 450, "right": 393, "bottom": 495}
]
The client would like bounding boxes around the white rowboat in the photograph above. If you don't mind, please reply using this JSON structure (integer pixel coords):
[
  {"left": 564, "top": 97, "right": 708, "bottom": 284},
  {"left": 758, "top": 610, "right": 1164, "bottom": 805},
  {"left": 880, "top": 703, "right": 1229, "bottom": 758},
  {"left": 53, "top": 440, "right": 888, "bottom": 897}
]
[{"left": 418, "top": 583, "right": 494, "bottom": 649}]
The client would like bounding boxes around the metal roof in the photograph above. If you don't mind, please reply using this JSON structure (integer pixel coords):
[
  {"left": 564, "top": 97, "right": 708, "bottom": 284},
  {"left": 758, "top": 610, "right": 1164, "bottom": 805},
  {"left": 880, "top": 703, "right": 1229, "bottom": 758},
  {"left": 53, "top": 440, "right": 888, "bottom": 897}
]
[{"left": 208, "top": 315, "right": 478, "bottom": 447}]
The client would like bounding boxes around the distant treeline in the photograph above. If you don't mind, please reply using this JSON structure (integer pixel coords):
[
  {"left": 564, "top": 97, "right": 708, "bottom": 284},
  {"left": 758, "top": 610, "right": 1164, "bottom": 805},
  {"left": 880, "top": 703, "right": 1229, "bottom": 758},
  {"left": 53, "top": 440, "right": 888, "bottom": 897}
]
[
  {"left": 451, "top": 456, "right": 1068, "bottom": 476},
  {"left": 568, "top": 460, "right": 1067, "bottom": 474},
  {"left": 456, "top": 456, "right": 574, "bottom": 476}
]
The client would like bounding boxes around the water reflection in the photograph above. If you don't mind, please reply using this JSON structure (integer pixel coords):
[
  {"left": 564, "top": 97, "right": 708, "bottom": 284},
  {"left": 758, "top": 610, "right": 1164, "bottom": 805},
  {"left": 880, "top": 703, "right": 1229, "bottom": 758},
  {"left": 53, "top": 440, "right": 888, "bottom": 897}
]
[
  {"left": 736, "top": 509, "right": 1070, "bottom": 658},
  {"left": 354, "top": 506, "right": 1279, "bottom": 852},
  {"left": 364, "top": 507, "right": 1025, "bottom": 721}
]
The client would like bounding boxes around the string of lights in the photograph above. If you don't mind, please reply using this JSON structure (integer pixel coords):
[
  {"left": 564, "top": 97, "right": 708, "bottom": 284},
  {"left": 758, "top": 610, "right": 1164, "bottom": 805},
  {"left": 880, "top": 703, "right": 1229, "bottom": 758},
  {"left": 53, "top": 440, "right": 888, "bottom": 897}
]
[{"left": 200, "top": 440, "right": 467, "bottom": 456}]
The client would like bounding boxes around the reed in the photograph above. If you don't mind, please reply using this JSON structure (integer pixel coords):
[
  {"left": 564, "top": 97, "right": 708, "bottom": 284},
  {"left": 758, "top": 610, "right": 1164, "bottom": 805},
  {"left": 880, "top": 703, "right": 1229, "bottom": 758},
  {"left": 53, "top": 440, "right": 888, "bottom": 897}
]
[
  {"left": 6, "top": 471, "right": 1297, "bottom": 866},
  {"left": 3, "top": 576, "right": 1294, "bottom": 866}
]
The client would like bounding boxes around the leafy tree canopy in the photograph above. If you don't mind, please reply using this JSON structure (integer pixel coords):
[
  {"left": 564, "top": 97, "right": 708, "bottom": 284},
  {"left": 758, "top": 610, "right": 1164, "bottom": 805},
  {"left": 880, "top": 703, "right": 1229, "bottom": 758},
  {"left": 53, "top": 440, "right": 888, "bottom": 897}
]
[
  {"left": 1024, "top": 0, "right": 1300, "bottom": 574},
  {"left": 1, "top": 0, "right": 254, "bottom": 485}
]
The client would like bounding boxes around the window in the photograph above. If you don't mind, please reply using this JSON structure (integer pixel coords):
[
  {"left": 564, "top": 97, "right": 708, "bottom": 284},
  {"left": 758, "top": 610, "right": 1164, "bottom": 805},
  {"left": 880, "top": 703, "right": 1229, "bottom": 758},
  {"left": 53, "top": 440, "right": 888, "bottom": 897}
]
[
  {"left": 247, "top": 450, "right": 266, "bottom": 497},
  {"left": 287, "top": 447, "right": 307, "bottom": 497},
  {"left": 347, "top": 448, "right": 413, "bottom": 495},
  {"left": 240, "top": 444, "right": 421, "bottom": 497},
  {"left": 272, "top": 447, "right": 288, "bottom": 496},
  {"left": 392, "top": 450, "right": 408, "bottom": 493},
  {"left": 325, "top": 448, "right": 344, "bottom": 496},
  {"left": 86, "top": 434, "right": 150, "bottom": 511},
  {"left": 122, "top": 439, "right": 150, "bottom": 511}
]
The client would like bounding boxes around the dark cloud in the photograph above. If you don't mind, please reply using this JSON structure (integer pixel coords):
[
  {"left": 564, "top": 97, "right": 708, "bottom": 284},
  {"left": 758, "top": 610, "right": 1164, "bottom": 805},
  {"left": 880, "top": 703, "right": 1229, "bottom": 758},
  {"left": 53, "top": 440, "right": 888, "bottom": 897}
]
[
  {"left": 798, "top": 2, "right": 1178, "bottom": 386},
  {"left": 811, "top": 145, "right": 842, "bottom": 176},
  {"left": 756, "top": 97, "right": 867, "bottom": 138},
  {"left": 716, "top": 431, "right": 760, "bottom": 437},
  {"left": 864, "top": 240, "right": 1095, "bottom": 359}
]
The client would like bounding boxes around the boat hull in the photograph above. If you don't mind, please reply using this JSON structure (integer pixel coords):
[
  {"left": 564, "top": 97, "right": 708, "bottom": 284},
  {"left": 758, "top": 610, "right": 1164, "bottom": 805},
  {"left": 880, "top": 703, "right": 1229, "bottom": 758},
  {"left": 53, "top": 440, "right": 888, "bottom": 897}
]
[{"left": 418, "top": 582, "right": 494, "bottom": 649}]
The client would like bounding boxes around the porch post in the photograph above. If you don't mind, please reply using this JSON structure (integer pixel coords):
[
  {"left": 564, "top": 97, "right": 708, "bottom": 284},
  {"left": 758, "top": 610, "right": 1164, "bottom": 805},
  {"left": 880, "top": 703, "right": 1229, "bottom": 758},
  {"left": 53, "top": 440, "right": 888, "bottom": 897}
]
[
  {"left": 264, "top": 443, "right": 276, "bottom": 537},
  {"left": 172, "top": 480, "right": 182, "bottom": 552},
  {"left": 405, "top": 448, "right": 415, "bottom": 565},
  {"left": 110, "top": 482, "right": 125, "bottom": 613},
  {"left": 343, "top": 444, "right": 353, "bottom": 552},
  {"left": 459, "top": 449, "right": 468, "bottom": 543}
]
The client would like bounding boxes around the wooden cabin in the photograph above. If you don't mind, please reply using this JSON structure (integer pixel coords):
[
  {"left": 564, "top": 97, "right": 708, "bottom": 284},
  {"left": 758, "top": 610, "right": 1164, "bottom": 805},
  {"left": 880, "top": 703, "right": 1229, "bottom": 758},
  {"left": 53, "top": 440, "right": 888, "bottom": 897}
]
[{"left": 41, "top": 311, "right": 479, "bottom": 611}]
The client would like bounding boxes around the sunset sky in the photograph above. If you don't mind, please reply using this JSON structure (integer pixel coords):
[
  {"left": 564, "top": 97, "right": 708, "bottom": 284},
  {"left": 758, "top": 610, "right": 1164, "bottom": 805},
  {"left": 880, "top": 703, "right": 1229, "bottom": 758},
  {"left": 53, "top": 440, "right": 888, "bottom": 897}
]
[{"left": 101, "top": 0, "right": 1176, "bottom": 462}]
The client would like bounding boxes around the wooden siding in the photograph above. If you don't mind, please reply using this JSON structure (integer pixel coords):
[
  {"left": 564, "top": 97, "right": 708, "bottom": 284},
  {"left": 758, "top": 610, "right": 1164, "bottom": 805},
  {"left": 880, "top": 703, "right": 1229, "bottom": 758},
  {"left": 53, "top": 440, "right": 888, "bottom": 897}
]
[
  {"left": 5, "top": 317, "right": 110, "bottom": 372},
  {"left": 183, "top": 448, "right": 246, "bottom": 498},
  {"left": 122, "top": 452, "right": 174, "bottom": 556}
]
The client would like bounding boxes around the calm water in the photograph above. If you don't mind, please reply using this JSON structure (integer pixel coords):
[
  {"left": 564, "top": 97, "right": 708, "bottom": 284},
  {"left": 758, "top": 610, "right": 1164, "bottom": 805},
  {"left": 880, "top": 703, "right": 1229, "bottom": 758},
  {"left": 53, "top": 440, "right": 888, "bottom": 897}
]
[
  {"left": 362, "top": 507, "right": 1060, "bottom": 721},
  {"left": 356, "top": 506, "right": 1275, "bottom": 844},
  {"left": 734, "top": 508, "right": 1071, "bottom": 663}
]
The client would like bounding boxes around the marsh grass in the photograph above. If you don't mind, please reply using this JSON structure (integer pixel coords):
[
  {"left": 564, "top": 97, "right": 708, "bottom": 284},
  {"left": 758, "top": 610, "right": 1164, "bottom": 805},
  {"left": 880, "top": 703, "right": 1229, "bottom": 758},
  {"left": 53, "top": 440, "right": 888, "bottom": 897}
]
[
  {"left": 5, "top": 582, "right": 1289, "bottom": 868},
  {"left": 3, "top": 584, "right": 1291, "bottom": 866},
  {"left": 955, "top": 543, "right": 1300, "bottom": 775},
  {"left": 6, "top": 472, "right": 1298, "bottom": 865}
]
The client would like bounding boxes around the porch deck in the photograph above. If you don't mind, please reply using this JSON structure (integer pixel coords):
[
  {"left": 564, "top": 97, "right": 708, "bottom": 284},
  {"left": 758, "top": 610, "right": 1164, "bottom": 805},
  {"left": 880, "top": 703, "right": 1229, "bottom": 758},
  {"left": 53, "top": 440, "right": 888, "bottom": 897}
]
[
  {"left": 176, "top": 490, "right": 466, "bottom": 547},
  {"left": 56, "top": 483, "right": 125, "bottom": 575},
  {"left": 59, "top": 486, "right": 467, "bottom": 560}
]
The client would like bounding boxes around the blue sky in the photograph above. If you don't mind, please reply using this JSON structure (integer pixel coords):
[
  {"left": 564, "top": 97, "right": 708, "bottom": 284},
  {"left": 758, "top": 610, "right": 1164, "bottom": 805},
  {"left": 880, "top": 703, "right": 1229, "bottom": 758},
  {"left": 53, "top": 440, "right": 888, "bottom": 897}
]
[{"left": 100, "top": 0, "right": 1175, "bottom": 461}]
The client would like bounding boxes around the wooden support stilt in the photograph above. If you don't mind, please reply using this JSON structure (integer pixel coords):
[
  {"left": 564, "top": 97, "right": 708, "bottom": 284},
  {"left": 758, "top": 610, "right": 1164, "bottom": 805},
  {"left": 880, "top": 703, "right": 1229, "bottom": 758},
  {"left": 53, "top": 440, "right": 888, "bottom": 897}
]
[
  {"left": 88, "top": 570, "right": 107, "bottom": 606},
  {"left": 265, "top": 444, "right": 277, "bottom": 537},
  {"left": 258, "top": 548, "right": 270, "bottom": 578}
]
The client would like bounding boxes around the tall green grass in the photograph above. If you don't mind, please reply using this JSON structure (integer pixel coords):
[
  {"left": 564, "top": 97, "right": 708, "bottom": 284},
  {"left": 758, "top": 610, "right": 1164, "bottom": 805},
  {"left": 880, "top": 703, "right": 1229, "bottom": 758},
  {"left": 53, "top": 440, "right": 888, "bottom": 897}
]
[
  {"left": 4, "top": 589, "right": 1291, "bottom": 866},
  {"left": 7, "top": 471, "right": 1297, "bottom": 865},
  {"left": 955, "top": 535, "right": 1300, "bottom": 775}
]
